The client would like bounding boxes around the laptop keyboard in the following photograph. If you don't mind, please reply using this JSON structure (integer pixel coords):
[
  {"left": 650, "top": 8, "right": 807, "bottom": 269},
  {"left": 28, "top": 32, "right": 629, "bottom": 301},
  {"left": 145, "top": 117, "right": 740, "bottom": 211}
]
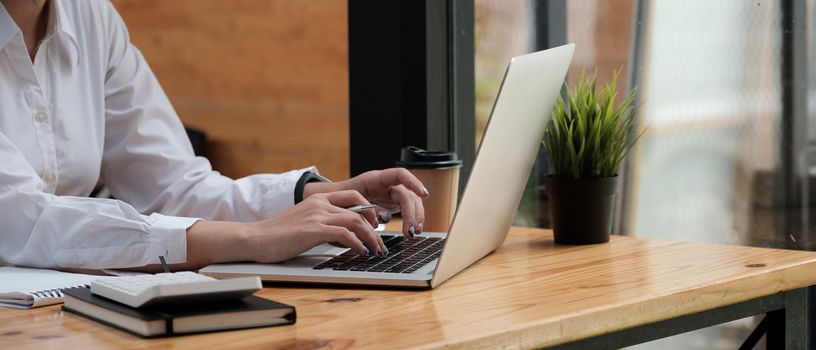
[{"left": 312, "top": 235, "right": 445, "bottom": 274}]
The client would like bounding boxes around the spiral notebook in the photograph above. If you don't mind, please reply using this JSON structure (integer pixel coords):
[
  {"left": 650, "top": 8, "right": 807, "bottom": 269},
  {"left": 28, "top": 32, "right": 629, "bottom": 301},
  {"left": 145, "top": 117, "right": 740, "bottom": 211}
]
[{"left": 0, "top": 267, "right": 108, "bottom": 309}]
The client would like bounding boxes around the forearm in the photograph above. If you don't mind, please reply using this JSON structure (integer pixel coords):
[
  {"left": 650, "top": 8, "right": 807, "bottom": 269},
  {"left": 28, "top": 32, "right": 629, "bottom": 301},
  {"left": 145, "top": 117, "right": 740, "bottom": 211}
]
[{"left": 131, "top": 221, "right": 253, "bottom": 272}]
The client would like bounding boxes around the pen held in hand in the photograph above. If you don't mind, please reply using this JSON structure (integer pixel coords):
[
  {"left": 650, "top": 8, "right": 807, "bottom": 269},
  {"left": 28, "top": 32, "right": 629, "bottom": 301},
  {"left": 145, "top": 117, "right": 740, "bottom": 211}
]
[{"left": 345, "top": 204, "right": 377, "bottom": 213}]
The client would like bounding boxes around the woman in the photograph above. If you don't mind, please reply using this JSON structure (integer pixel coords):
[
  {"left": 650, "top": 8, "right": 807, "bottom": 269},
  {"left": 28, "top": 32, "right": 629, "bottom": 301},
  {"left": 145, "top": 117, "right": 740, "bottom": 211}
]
[{"left": 0, "top": 0, "right": 426, "bottom": 271}]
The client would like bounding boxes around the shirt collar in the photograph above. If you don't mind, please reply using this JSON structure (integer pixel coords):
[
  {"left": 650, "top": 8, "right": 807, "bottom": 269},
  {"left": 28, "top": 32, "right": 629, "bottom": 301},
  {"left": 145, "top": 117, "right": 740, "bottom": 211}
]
[
  {"left": 0, "top": 1, "right": 17, "bottom": 49},
  {"left": 0, "top": 0, "right": 79, "bottom": 54},
  {"left": 52, "top": 0, "right": 79, "bottom": 51}
]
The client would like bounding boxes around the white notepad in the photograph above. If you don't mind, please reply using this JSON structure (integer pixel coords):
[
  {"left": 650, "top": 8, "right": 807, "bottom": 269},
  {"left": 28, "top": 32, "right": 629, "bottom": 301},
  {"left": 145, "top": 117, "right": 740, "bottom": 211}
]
[{"left": 0, "top": 267, "right": 108, "bottom": 309}]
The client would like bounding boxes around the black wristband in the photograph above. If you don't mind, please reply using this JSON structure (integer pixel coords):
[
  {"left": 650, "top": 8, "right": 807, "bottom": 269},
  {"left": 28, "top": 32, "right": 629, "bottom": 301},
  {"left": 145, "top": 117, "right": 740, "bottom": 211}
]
[{"left": 294, "top": 172, "right": 330, "bottom": 204}]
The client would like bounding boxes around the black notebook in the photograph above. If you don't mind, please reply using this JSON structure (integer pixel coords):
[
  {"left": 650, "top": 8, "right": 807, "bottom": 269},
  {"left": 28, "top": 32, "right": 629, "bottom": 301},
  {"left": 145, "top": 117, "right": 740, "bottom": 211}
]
[{"left": 62, "top": 287, "right": 295, "bottom": 337}]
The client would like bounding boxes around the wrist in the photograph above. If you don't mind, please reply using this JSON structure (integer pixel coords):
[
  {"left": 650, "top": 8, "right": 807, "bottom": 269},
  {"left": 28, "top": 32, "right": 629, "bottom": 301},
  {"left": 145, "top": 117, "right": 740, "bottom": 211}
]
[
  {"left": 186, "top": 221, "right": 255, "bottom": 266},
  {"left": 294, "top": 172, "right": 332, "bottom": 203},
  {"left": 223, "top": 222, "right": 257, "bottom": 262},
  {"left": 303, "top": 181, "right": 337, "bottom": 199}
]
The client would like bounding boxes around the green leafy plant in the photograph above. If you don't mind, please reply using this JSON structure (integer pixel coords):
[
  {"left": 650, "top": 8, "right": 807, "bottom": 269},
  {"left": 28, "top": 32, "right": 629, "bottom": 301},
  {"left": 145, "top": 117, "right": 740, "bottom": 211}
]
[{"left": 542, "top": 70, "right": 643, "bottom": 179}]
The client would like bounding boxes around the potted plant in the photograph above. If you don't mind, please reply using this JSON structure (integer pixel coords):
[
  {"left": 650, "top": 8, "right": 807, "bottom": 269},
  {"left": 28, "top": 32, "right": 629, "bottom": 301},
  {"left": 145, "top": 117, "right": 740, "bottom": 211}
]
[{"left": 541, "top": 70, "right": 643, "bottom": 244}]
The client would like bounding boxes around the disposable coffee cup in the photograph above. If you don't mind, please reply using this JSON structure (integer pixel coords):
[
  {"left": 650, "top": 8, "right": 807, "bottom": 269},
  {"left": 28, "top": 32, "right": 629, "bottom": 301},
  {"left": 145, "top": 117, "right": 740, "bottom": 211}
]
[{"left": 396, "top": 146, "right": 463, "bottom": 232}]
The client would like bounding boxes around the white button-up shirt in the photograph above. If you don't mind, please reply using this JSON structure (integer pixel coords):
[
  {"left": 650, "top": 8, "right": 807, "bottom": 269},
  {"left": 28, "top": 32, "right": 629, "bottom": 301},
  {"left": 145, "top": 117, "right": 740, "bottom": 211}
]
[{"left": 0, "top": 0, "right": 313, "bottom": 269}]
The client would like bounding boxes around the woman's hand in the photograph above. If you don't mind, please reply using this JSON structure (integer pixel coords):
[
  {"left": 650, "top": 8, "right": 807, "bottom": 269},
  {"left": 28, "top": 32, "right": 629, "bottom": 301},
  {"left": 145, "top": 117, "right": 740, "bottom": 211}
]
[
  {"left": 304, "top": 168, "right": 429, "bottom": 237},
  {"left": 249, "top": 190, "right": 386, "bottom": 262},
  {"left": 181, "top": 190, "right": 385, "bottom": 269},
  {"left": 247, "top": 190, "right": 385, "bottom": 262}
]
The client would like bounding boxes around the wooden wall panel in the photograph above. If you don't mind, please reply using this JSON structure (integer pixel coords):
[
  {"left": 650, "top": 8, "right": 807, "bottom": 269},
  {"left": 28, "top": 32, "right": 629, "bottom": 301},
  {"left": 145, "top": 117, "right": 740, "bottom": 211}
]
[
  {"left": 111, "top": 0, "right": 350, "bottom": 180},
  {"left": 567, "top": 0, "right": 634, "bottom": 99}
]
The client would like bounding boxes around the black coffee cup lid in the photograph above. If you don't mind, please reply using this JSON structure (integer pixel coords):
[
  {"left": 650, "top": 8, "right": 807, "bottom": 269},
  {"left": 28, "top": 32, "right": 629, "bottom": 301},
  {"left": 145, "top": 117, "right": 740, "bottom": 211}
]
[{"left": 396, "top": 146, "right": 463, "bottom": 169}]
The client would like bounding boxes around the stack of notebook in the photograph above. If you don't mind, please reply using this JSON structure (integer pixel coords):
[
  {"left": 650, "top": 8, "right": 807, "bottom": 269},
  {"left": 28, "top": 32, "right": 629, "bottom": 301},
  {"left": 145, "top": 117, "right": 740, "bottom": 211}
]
[
  {"left": 63, "top": 287, "right": 296, "bottom": 337},
  {"left": 0, "top": 266, "right": 295, "bottom": 337}
]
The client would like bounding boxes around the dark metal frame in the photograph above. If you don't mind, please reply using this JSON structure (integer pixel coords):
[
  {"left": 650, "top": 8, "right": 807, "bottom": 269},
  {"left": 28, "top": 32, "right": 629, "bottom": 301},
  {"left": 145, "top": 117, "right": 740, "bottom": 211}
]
[
  {"left": 550, "top": 288, "right": 809, "bottom": 349},
  {"left": 528, "top": 0, "right": 566, "bottom": 227},
  {"left": 348, "top": 0, "right": 475, "bottom": 191},
  {"left": 779, "top": 1, "right": 815, "bottom": 347},
  {"left": 532, "top": 0, "right": 567, "bottom": 178},
  {"left": 448, "top": 0, "right": 476, "bottom": 194},
  {"left": 533, "top": 0, "right": 567, "bottom": 50},
  {"left": 618, "top": 0, "right": 648, "bottom": 236},
  {"left": 777, "top": 0, "right": 808, "bottom": 209}
]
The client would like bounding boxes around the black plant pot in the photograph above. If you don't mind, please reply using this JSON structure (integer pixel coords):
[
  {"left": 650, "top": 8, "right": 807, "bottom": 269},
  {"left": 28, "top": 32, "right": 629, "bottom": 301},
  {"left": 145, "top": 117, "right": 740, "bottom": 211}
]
[{"left": 542, "top": 176, "right": 618, "bottom": 245}]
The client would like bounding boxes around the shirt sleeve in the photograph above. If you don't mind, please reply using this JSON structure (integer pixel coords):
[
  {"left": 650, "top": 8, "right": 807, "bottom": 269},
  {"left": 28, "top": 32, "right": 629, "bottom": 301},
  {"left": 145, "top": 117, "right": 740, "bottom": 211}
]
[
  {"left": 100, "top": 1, "right": 314, "bottom": 223},
  {"left": 0, "top": 131, "right": 198, "bottom": 269}
]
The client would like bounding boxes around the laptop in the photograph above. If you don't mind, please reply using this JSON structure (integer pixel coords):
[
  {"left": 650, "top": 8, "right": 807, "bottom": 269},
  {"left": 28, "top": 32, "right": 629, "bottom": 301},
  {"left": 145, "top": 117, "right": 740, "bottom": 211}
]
[{"left": 200, "top": 44, "right": 575, "bottom": 288}]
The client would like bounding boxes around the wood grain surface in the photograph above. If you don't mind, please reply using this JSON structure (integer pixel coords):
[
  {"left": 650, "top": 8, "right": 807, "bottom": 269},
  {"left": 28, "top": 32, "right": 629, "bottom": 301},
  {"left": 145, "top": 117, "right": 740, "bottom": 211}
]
[
  {"left": 2, "top": 227, "right": 816, "bottom": 349},
  {"left": 110, "top": 0, "right": 350, "bottom": 180}
]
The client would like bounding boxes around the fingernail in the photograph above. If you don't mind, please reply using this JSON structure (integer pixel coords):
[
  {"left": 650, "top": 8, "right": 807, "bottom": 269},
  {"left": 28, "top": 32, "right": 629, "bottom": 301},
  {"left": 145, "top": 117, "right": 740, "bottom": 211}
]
[
  {"left": 364, "top": 248, "right": 370, "bottom": 256},
  {"left": 408, "top": 226, "right": 416, "bottom": 238},
  {"left": 384, "top": 247, "right": 390, "bottom": 257},
  {"left": 422, "top": 186, "right": 430, "bottom": 197},
  {"left": 377, "top": 211, "right": 391, "bottom": 223},
  {"left": 417, "top": 222, "right": 424, "bottom": 233}
]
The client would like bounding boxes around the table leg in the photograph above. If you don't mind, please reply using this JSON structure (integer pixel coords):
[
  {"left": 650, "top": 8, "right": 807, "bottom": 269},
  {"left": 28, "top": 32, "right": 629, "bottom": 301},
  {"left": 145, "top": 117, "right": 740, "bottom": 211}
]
[
  {"left": 810, "top": 286, "right": 815, "bottom": 350},
  {"left": 766, "top": 288, "right": 808, "bottom": 349}
]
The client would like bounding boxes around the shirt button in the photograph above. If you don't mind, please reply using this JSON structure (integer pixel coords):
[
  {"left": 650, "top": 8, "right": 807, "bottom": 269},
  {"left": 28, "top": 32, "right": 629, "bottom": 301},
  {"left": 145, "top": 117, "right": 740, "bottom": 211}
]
[
  {"left": 34, "top": 112, "right": 47, "bottom": 123},
  {"left": 42, "top": 173, "right": 54, "bottom": 183}
]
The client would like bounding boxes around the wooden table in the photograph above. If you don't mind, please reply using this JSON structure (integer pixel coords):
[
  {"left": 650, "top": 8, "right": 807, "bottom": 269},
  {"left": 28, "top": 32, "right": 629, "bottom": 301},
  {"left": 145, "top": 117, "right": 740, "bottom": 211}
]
[{"left": 1, "top": 226, "right": 815, "bottom": 349}]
